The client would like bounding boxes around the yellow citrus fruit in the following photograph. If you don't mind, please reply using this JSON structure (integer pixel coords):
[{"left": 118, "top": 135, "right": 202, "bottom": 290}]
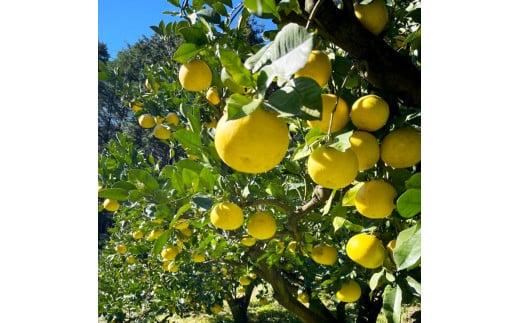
[
  {"left": 206, "top": 86, "right": 221, "bottom": 106},
  {"left": 173, "top": 219, "right": 190, "bottom": 230},
  {"left": 103, "top": 198, "right": 120, "bottom": 212},
  {"left": 380, "top": 128, "right": 421, "bottom": 168},
  {"left": 336, "top": 280, "right": 362, "bottom": 302},
  {"left": 138, "top": 114, "right": 156, "bottom": 129},
  {"left": 152, "top": 218, "right": 164, "bottom": 224},
  {"left": 249, "top": 272, "right": 257, "bottom": 279},
  {"left": 349, "top": 131, "right": 380, "bottom": 171},
  {"left": 145, "top": 78, "right": 160, "bottom": 91},
  {"left": 294, "top": 50, "right": 332, "bottom": 87},
  {"left": 351, "top": 94, "right": 389, "bottom": 132},
  {"left": 307, "top": 146, "right": 359, "bottom": 189},
  {"left": 241, "top": 236, "right": 257, "bottom": 247},
  {"left": 147, "top": 229, "right": 164, "bottom": 241},
  {"left": 238, "top": 286, "right": 246, "bottom": 293},
  {"left": 287, "top": 241, "right": 298, "bottom": 253},
  {"left": 210, "top": 304, "right": 222, "bottom": 315},
  {"left": 206, "top": 117, "right": 218, "bottom": 129},
  {"left": 353, "top": 0, "right": 389, "bottom": 36},
  {"left": 165, "top": 112, "right": 180, "bottom": 126},
  {"left": 168, "top": 262, "right": 180, "bottom": 273},
  {"left": 259, "top": 297, "right": 269, "bottom": 306},
  {"left": 132, "top": 231, "right": 143, "bottom": 240},
  {"left": 311, "top": 243, "right": 338, "bottom": 265},
  {"left": 297, "top": 292, "right": 310, "bottom": 304},
  {"left": 192, "top": 253, "right": 205, "bottom": 263},
  {"left": 247, "top": 211, "right": 277, "bottom": 240},
  {"left": 153, "top": 124, "right": 171, "bottom": 140},
  {"left": 355, "top": 180, "right": 397, "bottom": 219},
  {"left": 131, "top": 101, "right": 143, "bottom": 112},
  {"left": 115, "top": 244, "right": 127, "bottom": 254},
  {"left": 215, "top": 107, "right": 289, "bottom": 174},
  {"left": 161, "top": 246, "right": 179, "bottom": 261},
  {"left": 346, "top": 233, "right": 386, "bottom": 269},
  {"left": 239, "top": 275, "right": 252, "bottom": 286},
  {"left": 210, "top": 202, "right": 244, "bottom": 230},
  {"left": 179, "top": 59, "right": 212, "bottom": 92},
  {"left": 307, "top": 94, "right": 349, "bottom": 134},
  {"left": 181, "top": 227, "right": 192, "bottom": 237},
  {"left": 387, "top": 239, "right": 396, "bottom": 253},
  {"left": 126, "top": 256, "right": 136, "bottom": 264}
]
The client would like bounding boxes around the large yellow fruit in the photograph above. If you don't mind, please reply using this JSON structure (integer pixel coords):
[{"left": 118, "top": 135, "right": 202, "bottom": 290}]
[
  {"left": 165, "top": 112, "right": 180, "bottom": 126},
  {"left": 380, "top": 128, "right": 421, "bottom": 168},
  {"left": 153, "top": 124, "right": 171, "bottom": 140},
  {"left": 138, "top": 114, "right": 156, "bottom": 129},
  {"left": 161, "top": 246, "right": 179, "bottom": 261},
  {"left": 349, "top": 131, "right": 380, "bottom": 171},
  {"left": 206, "top": 86, "right": 221, "bottom": 106},
  {"left": 247, "top": 211, "right": 277, "bottom": 240},
  {"left": 353, "top": 0, "right": 389, "bottom": 36},
  {"left": 103, "top": 198, "right": 120, "bottom": 212},
  {"left": 350, "top": 94, "right": 389, "bottom": 132},
  {"left": 310, "top": 243, "right": 338, "bottom": 265},
  {"left": 307, "top": 146, "right": 358, "bottom": 189},
  {"left": 355, "top": 180, "right": 397, "bottom": 219},
  {"left": 336, "top": 280, "right": 362, "bottom": 302},
  {"left": 210, "top": 202, "right": 244, "bottom": 230},
  {"left": 115, "top": 244, "right": 127, "bottom": 254},
  {"left": 346, "top": 233, "right": 386, "bottom": 269},
  {"left": 179, "top": 59, "right": 212, "bottom": 92},
  {"left": 307, "top": 94, "right": 349, "bottom": 134},
  {"left": 215, "top": 107, "right": 289, "bottom": 174},
  {"left": 294, "top": 50, "right": 332, "bottom": 87}
]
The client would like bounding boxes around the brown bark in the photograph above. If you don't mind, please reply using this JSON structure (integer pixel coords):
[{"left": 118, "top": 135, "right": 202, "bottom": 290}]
[{"left": 278, "top": 0, "right": 421, "bottom": 109}]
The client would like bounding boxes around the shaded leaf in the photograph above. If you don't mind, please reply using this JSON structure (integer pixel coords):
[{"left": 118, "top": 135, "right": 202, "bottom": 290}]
[
  {"left": 128, "top": 169, "right": 160, "bottom": 191},
  {"left": 382, "top": 284, "right": 402, "bottom": 323},
  {"left": 98, "top": 188, "right": 128, "bottom": 201},
  {"left": 197, "top": 8, "right": 221, "bottom": 23},
  {"left": 172, "top": 128, "right": 202, "bottom": 149},
  {"left": 244, "top": 0, "right": 280, "bottom": 19},
  {"left": 405, "top": 173, "right": 421, "bottom": 189},
  {"left": 369, "top": 269, "right": 385, "bottom": 291},
  {"left": 153, "top": 228, "right": 174, "bottom": 257}
]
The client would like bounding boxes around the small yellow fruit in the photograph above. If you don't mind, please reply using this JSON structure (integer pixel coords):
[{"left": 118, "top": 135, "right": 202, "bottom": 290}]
[
  {"left": 336, "top": 280, "right": 362, "bottom": 302},
  {"left": 180, "top": 227, "right": 192, "bottom": 237},
  {"left": 387, "top": 239, "right": 396, "bottom": 253},
  {"left": 215, "top": 107, "right": 289, "bottom": 174},
  {"left": 173, "top": 219, "right": 190, "bottom": 230},
  {"left": 153, "top": 124, "right": 171, "bottom": 140},
  {"left": 210, "top": 304, "right": 222, "bottom": 315},
  {"left": 307, "top": 94, "right": 349, "bottom": 134},
  {"left": 241, "top": 236, "right": 257, "bottom": 247},
  {"left": 350, "top": 94, "right": 390, "bottom": 132},
  {"left": 349, "top": 131, "right": 380, "bottom": 171},
  {"left": 311, "top": 243, "right": 338, "bottom": 265},
  {"left": 192, "top": 253, "right": 205, "bottom": 263},
  {"left": 297, "top": 292, "right": 310, "bottom": 304},
  {"left": 294, "top": 50, "right": 332, "bottom": 88},
  {"left": 221, "top": 267, "right": 228, "bottom": 275},
  {"left": 238, "top": 286, "right": 246, "bottom": 293},
  {"left": 145, "top": 78, "right": 160, "bottom": 91},
  {"left": 307, "top": 146, "right": 358, "bottom": 189},
  {"left": 259, "top": 297, "right": 269, "bottom": 306},
  {"left": 138, "top": 114, "right": 156, "bottom": 129},
  {"left": 103, "top": 198, "right": 120, "bottom": 212},
  {"left": 165, "top": 112, "right": 180, "bottom": 126},
  {"left": 126, "top": 256, "right": 136, "bottom": 264},
  {"left": 249, "top": 272, "right": 257, "bottom": 279},
  {"left": 115, "top": 244, "right": 127, "bottom": 254},
  {"left": 152, "top": 218, "right": 164, "bottom": 224},
  {"left": 239, "top": 275, "right": 251, "bottom": 286},
  {"left": 168, "top": 262, "right": 180, "bottom": 273},
  {"left": 147, "top": 229, "right": 164, "bottom": 241},
  {"left": 132, "top": 231, "right": 143, "bottom": 240},
  {"left": 287, "top": 241, "right": 298, "bottom": 252},
  {"left": 346, "top": 233, "right": 386, "bottom": 269},
  {"left": 131, "top": 101, "right": 143, "bottom": 112},
  {"left": 353, "top": 0, "right": 389, "bottom": 36},
  {"left": 161, "top": 246, "right": 179, "bottom": 261},
  {"left": 355, "top": 180, "right": 397, "bottom": 219},
  {"left": 179, "top": 59, "right": 212, "bottom": 92},
  {"left": 380, "top": 128, "right": 421, "bottom": 168},
  {"left": 210, "top": 202, "right": 244, "bottom": 230},
  {"left": 247, "top": 211, "right": 277, "bottom": 240},
  {"left": 206, "top": 86, "right": 221, "bottom": 106}
]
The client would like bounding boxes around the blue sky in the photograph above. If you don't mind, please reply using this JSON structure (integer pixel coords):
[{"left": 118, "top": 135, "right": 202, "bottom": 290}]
[{"left": 99, "top": 0, "right": 178, "bottom": 59}]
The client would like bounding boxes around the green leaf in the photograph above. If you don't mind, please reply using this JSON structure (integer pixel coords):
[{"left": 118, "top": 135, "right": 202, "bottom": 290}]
[
  {"left": 404, "top": 276, "right": 421, "bottom": 297},
  {"left": 172, "top": 128, "right": 202, "bottom": 149},
  {"left": 152, "top": 229, "right": 174, "bottom": 257},
  {"left": 170, "top": 203, "right": 192, "bottom": 228},
  {"left": 266, "top": 77, "right": 322, "bottom": 119},
  {"left": 343, "top": 219, "right": 364, "bottom": 232},
  {"left": 210, "top": 2, "right": 228, "bottom": 16},
  {"left": 405, "top": 173, "right": 421, "bottom": 189},
  {"left": 322, "top": 189, "right": 336, "bottom": 215},
  {"left": 396, "top": 188, "right": 421, "bottom": 218},
  {"left": 244, "top": 23, "right": 314, "bottom": 85},
  {"left": 342, "top": 182, "right": 363, "bottom": 206},
  {"left": 177, "top": 24, "right": 208, "bottom": 46},
  {"left": 173, "top": 43, "right": 201, "bottom": 63},
  {"left": 128, "top": 169, "right": 160, "bottom": 191},
  {"left": 244, "top": 0, "right": 280, "bottom": 19},
  {"left": 332, "top": 216, "right": 346, "bottom": 232},
  {"left": 192, "top": 194, "right": 214, "bottom": 210},
  {"left": 98, "top": 188, "right": 128, "bottom": 201},
  {"left": 221, "top": 68, "right": 247, "bottom": 94},
  {"left": 394, "top": 223, "right": 421, "bottom": 271},
  {"left": 197, "top": 8, "right": 221, "bottom": 23},
  {"left": 382, "top": 284, "right": 402, "bottom": 323},
  {"left": 219, "top": 48, "right": 254, "bottom": 88},
  {"left": 369, "top": 269, "right": 385, "bottom": 291},
  {"left": 329, "top": 131, "right": 353, "bottom": 152},
  {"left": 225, "top": 94, "right": 261, "bottom": 120}
]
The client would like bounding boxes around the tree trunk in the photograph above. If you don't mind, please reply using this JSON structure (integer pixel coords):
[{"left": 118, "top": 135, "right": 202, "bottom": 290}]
[
  {"left": 356, "top": 288, "right": 384, "bottom": 323},
  {"left": 226, "top": 284, "right": 254, "bottom": 323},
  {"left": 277, "top": 0, "right": 421, "bottom": 109}
]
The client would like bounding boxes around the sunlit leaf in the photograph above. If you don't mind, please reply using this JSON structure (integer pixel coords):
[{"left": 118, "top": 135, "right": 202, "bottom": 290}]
[
  {"left": 225, "top": 94, "right": 261, "bottom": 120},
  {"left": 98, "top": 188, "right": 129, "bottom": 201},
  {"left": 394, "top": 223, "right": 421, "bottom": 270},
  {"left": 382, "top": 284, "right": 402, "bottom": 323},
  {"left": 173, "top": 43, "right": 201, "bottom": 63},
  {"left": 396, "top": 188, "right": 421, "bottom": 218}
]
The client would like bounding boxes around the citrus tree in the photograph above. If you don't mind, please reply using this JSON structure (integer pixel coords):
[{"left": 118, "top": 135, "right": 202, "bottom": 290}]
[{"left": 98, "top": 0, "right": 421, "bottom": 322}]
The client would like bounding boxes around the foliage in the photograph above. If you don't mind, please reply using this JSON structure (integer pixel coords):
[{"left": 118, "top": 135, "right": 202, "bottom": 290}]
[{"left": 98, "top": 0, "right": 421, "bottom": 322}]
